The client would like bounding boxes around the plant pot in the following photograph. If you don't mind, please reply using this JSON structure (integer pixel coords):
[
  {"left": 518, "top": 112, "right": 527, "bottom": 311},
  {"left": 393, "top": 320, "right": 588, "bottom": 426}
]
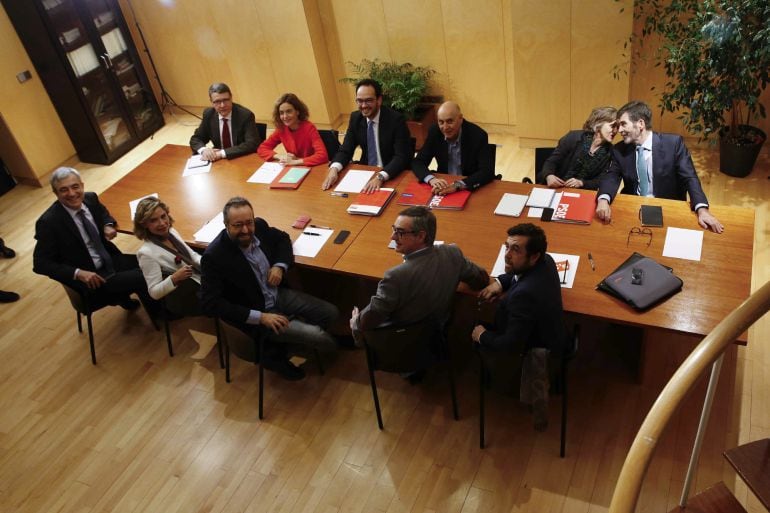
[
  {"left": 719, "top": 125, "right": 766, "bottom": 177},
  {"left": 406, "top": 103, "right": 438, "bottom": 151}
]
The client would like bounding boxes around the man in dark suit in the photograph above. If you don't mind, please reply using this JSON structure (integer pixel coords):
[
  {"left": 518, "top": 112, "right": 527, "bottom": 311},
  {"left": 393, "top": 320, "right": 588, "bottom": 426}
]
[
  {"left": 473, "top": 223, "right": 565, "bottom": 431},
  {"left": 411, "top": 101, "right": 494, "bottom": 194},
  {"left": 321, "top": 79, "right": 411, "bottom": 193},
  {"left": 190, "top": 82, "right": 259, "bottom": 161},
  {"left": 350, "top": 206, "right": 487, "bottom": 339},
  {"left": 596, "top": 100, "right": 723, "bottom": 233},
  {"left": 200, "top": 197, "right": 338, "bottom": 381},
  {"left": 33, "top": 167, "right": 155, "bottom": 314}
]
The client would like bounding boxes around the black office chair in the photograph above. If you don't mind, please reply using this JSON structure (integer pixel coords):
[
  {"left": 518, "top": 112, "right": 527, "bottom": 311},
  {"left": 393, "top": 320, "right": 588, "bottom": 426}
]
[
  {"left": 61, "top": 283, "right": 113, "bottom": 365},
  {"left": 488, "top": 143, "right": 503, "bottom": 181},
  {"left": 158, "top": 286, "right": 223, "bottom": 362},
  {"left": 533, "top": 147, "right": 556, "bottom": 184},
  {"left": 360, "top": 317, "right": 458, "bottom": 429},
  {"left": 255, "top": 122, "right": 267, "bottom": 143},
  {"left": 318, "top": 129, "right": 340, "bottom": 160},
  {"left": 216, "top": 319, "right": 324, "bottom": 419},
  {"left": 478, "top": 324, "right": 579, "bottom": 457}
]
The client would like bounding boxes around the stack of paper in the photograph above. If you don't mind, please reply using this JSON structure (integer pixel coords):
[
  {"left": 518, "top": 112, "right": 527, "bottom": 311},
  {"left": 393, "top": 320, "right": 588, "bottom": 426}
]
[
  {"left": 247, "top": 162, "right": 284, "bottom": 183},
  {"left": 335, "top": 169, "right": 376, "bottom": 193}
]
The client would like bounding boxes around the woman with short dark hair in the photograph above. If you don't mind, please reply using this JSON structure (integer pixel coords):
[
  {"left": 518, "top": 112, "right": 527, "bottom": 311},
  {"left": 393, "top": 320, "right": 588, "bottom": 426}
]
[{"left": 257, "top": 93, "right": 328, "bottom": 166}]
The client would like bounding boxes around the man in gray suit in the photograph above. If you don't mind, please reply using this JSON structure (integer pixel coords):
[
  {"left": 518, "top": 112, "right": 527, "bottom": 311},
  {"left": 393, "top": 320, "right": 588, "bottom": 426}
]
[{"left": 350, "top": 206, "right": 488, "bottom": 342}]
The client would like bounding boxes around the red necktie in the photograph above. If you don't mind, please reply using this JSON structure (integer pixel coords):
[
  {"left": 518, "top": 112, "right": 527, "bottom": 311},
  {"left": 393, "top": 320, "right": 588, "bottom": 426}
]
[{"left": 221, "top": 118, "right": 232, "bottom": 149}]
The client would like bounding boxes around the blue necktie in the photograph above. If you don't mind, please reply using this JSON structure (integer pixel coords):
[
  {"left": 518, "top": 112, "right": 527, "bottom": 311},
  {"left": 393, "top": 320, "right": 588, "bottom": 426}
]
[
  {"left": 77, "top": 209, "right": 114, "bottom": 274},
  {"left": 367, "top": 120, "right": 378, "bottom": 166},
  {"left": 637, "top": 145, "right": 649, "bottom": 196}
]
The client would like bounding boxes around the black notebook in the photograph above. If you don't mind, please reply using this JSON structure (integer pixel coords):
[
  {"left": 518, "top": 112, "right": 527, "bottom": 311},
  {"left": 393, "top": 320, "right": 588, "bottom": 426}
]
[{"left": 639, "top": 205, "right": 664, "bottom": 227}]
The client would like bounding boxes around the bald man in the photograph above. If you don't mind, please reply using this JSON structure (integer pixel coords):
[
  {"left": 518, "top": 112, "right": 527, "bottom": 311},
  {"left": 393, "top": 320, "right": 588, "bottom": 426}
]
[{"left": 411, "top": 101, "right": 495, "bottom": 194}]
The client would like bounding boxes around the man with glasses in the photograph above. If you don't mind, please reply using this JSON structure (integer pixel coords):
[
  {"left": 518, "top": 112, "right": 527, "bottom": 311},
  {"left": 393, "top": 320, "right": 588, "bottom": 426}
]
[
  {"left": 322, "top": 79, "right": 411, "bottom": 192},
  {"left": 350, "top": 206, "right": 488, "bottom": 345},
  {"left": 190, "top": 82, "right": 259, "bottom": 162},
  {"left": 595, "top": 100, "right": 723, "bottom": 233},
  {"left": 200, "top": 197, "right": 339, "bottom": 381},
  {"left": 472, "top": 223, "right": 565, "bottom": 431}
]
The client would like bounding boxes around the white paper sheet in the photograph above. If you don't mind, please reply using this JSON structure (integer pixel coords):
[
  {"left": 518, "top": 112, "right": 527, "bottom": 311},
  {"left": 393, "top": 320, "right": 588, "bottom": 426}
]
[
  {"left": 247, "top": 162, "right": 284, "bottom": 184},
  {"left": 193, "top": 212, "right": 225, "bottom": 243},
  {"left": 293, "top": 228, "right": 334, "bottom": 258},
  {"left": 548, "top": 252, "right": 579, "bottom": 288},
  {"left": 128, "top": 192, "right": 158, "bottom": 219},
  {"left": 528, "top": 192, "right": 562, "bottom": 218},
  {"left": 491, "top": 244, "right": 506, "bottom": 276},
  {"left": 526, "top": 187, "right": 556, "bottom": 208},
  {"left": 490, "top": 246, "right": 578, "bottom": 288},
  {"left": 663, "top": 227, "right": 703, "bottom": 261},
  {"left": 183, "top": 155, "right": 212, "bottom": 176},
  {"left": 334, "top": 169, "right": 375, "bottom": 193}
]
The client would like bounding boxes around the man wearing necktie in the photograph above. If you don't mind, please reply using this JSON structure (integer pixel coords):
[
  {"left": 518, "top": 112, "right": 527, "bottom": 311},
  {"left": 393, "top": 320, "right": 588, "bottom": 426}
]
[
  {"left": 322, "top": 79, "right": 411, "bottom": 192},
  {"left": 33, "top": 167, "right": 157, "bottom": 317},
  {"left": 190, "top": 82, "right": 260, "bottom": 162},
  {"left": 411, "top": 101, "right": 495, "bottom": 195},
  {"left": 596, "top": 100, "right": 723, "bottom": 233},
  {"left": 473, "top": 223, "right": 565, "bottom": 431}
]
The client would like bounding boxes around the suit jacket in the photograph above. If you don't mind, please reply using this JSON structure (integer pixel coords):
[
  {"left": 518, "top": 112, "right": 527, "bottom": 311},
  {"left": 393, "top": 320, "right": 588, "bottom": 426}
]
[
  {"left": 332, "top": 105, "right": 411, "bottom": 178},
  {"left": 479, "top": 253, "right": 565, "bottom": 353},
  {"left": 200, "top": 218, "right": 293, "bottom": 328},
  {"left": 189, "top": 103, "right": 259, "bottom": 159},
  {"left": 33, "top": 192, "right": 123, "bottom": 287},
  {"left": 411, "top": 120, "right": 494, "bottom": 191},
  {"left": 598, "top": 132, "right": 708, "bottom": 210},
  {"left": 355, "top": 244, "right": 488, "bottom": 331},
  {"left": 137, "top": 227, "right": 202, "bottom": 300},
  {"left": 539, "top": 130, "right": 608, "bottom": 190}
]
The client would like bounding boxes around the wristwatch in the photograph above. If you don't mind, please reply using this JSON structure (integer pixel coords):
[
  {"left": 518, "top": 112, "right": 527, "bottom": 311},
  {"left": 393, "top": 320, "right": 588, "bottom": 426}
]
[{"left": 376, "top": 172, "right": 386, "bottom": 182}]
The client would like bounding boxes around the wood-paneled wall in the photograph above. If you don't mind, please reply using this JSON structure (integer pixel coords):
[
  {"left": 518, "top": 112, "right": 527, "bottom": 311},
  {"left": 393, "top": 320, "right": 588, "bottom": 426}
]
[
  {"left": 0, "top": 5, "right": 74, "bottom": 184},
  {"left": 0, "top": 0, "right": 637, "bottom": 183}
]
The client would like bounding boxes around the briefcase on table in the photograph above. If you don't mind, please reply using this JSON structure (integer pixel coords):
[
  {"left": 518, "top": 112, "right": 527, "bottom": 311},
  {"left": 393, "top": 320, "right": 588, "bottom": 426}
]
[{"left": 597, "top": 252, "right": 683, "bottom": 310}]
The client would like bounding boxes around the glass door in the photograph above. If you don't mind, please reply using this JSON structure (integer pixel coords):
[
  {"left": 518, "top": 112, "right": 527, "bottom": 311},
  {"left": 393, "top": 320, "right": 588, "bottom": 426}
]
[
  {"left": 40, "top": 0, "right": 134, "bottom": 153},
  {"left": 81, "top": 0, "right": 163, "bottom": 137}
]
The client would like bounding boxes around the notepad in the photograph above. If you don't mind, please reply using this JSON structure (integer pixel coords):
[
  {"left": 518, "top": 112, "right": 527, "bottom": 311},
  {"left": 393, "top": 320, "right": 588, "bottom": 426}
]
[
  {"left": 247, "top": 162, "right": 284, "bottom": 183},
  {"left": 526, "top": 187, "right": 556, "bottom": 208},
  {"left": 270, "top": 166, "right": 310, "bottom": 189},
  {"left": 334, "top": 169, "right": 376, "bottom": 193},
  {"left": 493, "top": 193, "right": 528, "bottom": 217}
]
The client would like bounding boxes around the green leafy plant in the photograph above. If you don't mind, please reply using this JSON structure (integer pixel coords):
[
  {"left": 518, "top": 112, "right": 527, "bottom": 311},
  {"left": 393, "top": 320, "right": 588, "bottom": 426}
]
[
  {"left": 341, "top": 59, "right": 435, "bottom": 120},
  {"left": 620, "top": 0, "right": 770, "bottom": 144}
]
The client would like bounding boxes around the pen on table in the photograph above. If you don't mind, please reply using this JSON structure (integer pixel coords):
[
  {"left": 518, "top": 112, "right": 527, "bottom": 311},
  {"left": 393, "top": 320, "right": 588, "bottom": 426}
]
[
  {"left": 303, "top": 231, "right": 321, "bottom": 236},
  {"left": 310, "top": 224, "right": 331, "bottom": 230},
  {"left": 330, "top": 192, "right": 348, "bottom": 197},
  {"left": 588, "top": 252, "right": 596, "bottom": 271}
]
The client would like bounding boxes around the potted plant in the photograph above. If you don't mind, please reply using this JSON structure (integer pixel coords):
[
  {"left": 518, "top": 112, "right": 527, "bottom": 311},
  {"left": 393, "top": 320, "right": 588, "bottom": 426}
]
[
  {"left": 341, "top": 59, "right": 438, "bottom": 150},
  {"left": 625, "top": 0, "right": 770, "bottom": 177}
]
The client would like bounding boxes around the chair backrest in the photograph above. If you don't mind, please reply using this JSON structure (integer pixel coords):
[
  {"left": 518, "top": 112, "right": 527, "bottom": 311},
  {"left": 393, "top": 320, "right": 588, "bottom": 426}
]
[
  {"left": 488, "top": 143, "right": 502, "bottom": 180},
  {"left": 255, "top": 122, "right": 267, "bottom": 143},
  {"left": 61, "top": 283, "right": 87, "bottom": 314},
  {"left": 218, "top": 319, "right": 260, "bottom": 362},
  {"left": 318, "top": 129, "right": 340, "bottom": 160},
  {"left": 534, "top": 147, "right": 556, "bottom": 184},
  {"left": 409, "top": 136, "right": 417, "bottom": 157},
  {"left": 362, "top": 318, "right": 440, "bottom": 373}
]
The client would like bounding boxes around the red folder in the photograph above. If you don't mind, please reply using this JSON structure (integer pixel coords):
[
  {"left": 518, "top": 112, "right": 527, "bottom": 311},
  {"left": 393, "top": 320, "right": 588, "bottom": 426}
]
[
  {"left": 551, "top": 191, "right": 596, "bottom": 224},
  {"left": 396, "top": 181, "right": 471, "bottom": 210},
  {"left": 269, "top": 166, "right": 310, "bottom": 189},
  {"left": 347, "top": 188, "right": 396, "bottom": 216}
]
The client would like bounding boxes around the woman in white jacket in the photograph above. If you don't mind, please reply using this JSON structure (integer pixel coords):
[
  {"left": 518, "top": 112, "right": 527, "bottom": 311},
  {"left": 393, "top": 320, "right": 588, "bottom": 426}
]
[{"left": 133, "top": 197, "right": 201, "bottom": 316}]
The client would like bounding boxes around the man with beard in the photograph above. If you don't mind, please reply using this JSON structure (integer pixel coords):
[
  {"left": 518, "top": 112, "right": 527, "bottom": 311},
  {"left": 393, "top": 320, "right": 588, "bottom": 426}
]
[
  {"left": 200, "top": 197, "right": 338, "bottom": 381},
  {"left": 473, "top": 223, "right": 565, "bottom": 431}
]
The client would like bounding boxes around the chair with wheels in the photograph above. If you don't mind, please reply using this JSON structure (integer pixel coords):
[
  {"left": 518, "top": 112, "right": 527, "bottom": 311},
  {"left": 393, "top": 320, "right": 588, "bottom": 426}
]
[
  {"left": 478, "top": 324, "right": 579, "bottom": 457},
  {"left": 360, "top": 317, "right": 458, "bottom": 429}
]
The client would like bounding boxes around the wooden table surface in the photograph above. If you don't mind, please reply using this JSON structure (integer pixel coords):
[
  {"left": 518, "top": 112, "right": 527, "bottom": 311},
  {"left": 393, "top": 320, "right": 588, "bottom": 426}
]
[{"left": 101, "top": 144, "right": 755, "bottom": 342}]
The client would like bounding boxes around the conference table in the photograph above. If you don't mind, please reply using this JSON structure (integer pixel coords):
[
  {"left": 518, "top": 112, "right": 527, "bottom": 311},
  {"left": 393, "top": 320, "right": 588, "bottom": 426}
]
[{"left": 100, "top": 144, "right": 755, "bottom": 349}]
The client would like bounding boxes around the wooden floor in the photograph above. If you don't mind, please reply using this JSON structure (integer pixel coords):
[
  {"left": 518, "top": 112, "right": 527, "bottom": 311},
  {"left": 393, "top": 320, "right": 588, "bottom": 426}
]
[{"left": 0, "top": 113, "right": 768, "bottom": 513}]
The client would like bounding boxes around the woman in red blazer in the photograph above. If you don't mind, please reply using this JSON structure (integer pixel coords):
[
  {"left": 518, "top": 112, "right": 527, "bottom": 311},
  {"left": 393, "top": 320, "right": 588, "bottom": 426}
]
[{"left": 257, "top": 93, "right": 328, "bottom": 167}]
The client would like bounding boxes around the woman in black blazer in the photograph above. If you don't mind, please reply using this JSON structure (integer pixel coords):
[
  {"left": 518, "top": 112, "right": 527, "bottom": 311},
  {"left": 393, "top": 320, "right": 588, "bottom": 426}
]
[{"left": 539, "top": 106, "right": 617, "bottom": 190}]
